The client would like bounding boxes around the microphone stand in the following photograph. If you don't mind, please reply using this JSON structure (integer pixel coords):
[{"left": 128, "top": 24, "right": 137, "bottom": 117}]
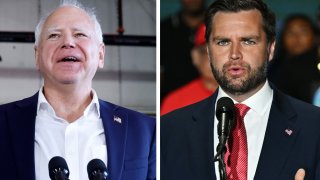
[{"left": 214, "top": 137, "right": 228, "bottom": 180}]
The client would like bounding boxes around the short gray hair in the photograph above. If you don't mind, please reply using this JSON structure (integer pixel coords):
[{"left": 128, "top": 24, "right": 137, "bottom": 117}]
[{"left": 34, "top": 0, "right": 103, "bottom": 46}]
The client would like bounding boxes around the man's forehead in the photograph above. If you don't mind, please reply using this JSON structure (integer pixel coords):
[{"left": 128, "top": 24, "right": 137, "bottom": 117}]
[
  {"left": 211, "top": 10, "right": 263, "bottom": 30},
  {"left": 42, "top": 8, "right": 94, "bottom": 31},
  {"left": 213, "top": 9, "right": 262, "bottom": 21},
  {"left": 209, "top": 10, "right": 266, "bottom": 40},
  {"left": 45, "top": 6, "right": 92, "bottom": 25}
]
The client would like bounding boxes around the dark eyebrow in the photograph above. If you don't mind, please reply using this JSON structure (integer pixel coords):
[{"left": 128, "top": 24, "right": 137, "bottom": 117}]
[
  {"left": 241, "top": 36, "right": 261, "bottom": 41},
  {"left": 212, "top": 36, "right": 230, "bottom": 41}
]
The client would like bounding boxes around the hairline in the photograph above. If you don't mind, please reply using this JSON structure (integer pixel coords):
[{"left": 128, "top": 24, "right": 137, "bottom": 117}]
[{"left": 34, "top": 2, "right": 103, "bottom": 46}]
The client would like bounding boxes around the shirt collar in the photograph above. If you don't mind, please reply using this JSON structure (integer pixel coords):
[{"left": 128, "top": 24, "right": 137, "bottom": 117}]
[
  {"left": 84, "top": 89, "right": 100, "bottom": 117},
  {"left": 216, "top": 81, "right": 273, "bottom": 115},
  {"left": 37, "top": 87, "right": 100, "bottom": 118}
]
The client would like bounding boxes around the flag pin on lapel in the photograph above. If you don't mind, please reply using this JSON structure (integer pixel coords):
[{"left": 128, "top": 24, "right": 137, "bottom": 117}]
[
  {"left": 285, "top": 128, "right": 293, "bottom": 136},
  {"left": 114, "top": 115, "right": 122, "bottom": 124}
]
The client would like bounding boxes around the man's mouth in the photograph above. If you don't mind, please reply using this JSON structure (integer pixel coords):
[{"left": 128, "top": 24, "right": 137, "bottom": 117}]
[
  {"left": 228, "top": 66, "right": 245, "bottom": 76},
  {"left": 59, "top": 56, "right": 80, "bottom": 62}
]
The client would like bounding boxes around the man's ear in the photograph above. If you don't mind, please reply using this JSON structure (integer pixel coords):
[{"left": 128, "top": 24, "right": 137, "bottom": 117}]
[
  {"left": 268, "top": 40, "right": 276, "bottom": 62},
  {"left": 206, "top": 44, "right": 211, "bottom": 61},
  {"left": 34, "top": 45, "right": 40, "bottom": 70},
  {"left": 98, "top": 43, "right": 105, "bottom": 68}
]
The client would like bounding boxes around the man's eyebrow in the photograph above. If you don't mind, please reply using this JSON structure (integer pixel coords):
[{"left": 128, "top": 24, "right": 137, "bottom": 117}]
[
  {"left": 211, "top": 35, "right": 261, "bottom": 40},
  {"left": 241, "top": 35, "right": 261, "bottom": 40},
  {"left": 212, "top": 36, "right": 229, "bottom": 40}
]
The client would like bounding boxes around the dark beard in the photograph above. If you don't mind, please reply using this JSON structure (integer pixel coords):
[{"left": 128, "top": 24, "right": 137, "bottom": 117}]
[{"left": 210, "top": 60, "right": 268, "bottom": 95}]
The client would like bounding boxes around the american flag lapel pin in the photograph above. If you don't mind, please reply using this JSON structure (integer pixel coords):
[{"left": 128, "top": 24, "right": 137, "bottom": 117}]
[
  {"left": 113, "top": 115, "right": 122, "bottom": 124},
  {"left": 285, "top": 128, "right": 293, "bottom": 136}
]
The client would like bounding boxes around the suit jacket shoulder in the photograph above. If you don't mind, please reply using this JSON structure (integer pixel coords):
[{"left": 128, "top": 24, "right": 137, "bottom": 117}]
[
  {"left": 97, "top": 99, "right": 156, "bottom": 180},
  {"left": 255, "top": 90, "right": 320, "bottom": 179},
  {"left": 161, "top": 93, "right": 217, "bottom": 180},
  {"left": 161, "top": 93, "right": 216, "bottom": 126},
  {"left": 99, "top": 99, "right": 155, "bottom": 125},
  {"left": 0, "top": 93, "right": 38, "bottom": 179}
]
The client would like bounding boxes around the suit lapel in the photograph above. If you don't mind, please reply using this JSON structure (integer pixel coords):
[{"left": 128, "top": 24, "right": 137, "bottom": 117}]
[
  {"left": 8, "top": 93, "right": 38, "bottom": 179},
  {"left": 191, "top": 93, "right": 218, "bottom": 180},
  {"left": 99, "top": 100, "right": 128, "bottom": 180},
  {"left": 254, "top": 90, "right": 300, "bottom": 179}
]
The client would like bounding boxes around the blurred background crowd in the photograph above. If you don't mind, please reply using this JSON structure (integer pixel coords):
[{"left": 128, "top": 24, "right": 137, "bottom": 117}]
[{"left": 161, "top": 0, "right": 320, "bottom": 115}]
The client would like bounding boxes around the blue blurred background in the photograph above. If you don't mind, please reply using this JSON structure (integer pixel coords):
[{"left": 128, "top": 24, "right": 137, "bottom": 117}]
[{"left": 161, "top": 0, "right": 320, "bottom": 29}]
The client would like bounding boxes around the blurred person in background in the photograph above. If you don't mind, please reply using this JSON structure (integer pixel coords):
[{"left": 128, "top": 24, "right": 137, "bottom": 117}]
[
  {"left": 316, "top": 5, "right": 320, "bottom": 44},
  {"left": 269, "top": 14, "right": 320, "bottom": 104},
  {"left": 161, "top": 0, "right": 207, "bottom": 101},
  {"left": 317, "top": 5, "right": 320, "bottom": 30},
  {"left": 161, "top": 24, "right": 218, "bottom": 115}
]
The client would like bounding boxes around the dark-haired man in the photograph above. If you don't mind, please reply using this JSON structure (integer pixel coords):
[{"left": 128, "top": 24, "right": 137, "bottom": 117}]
[{"left": 161, "top": 0, "right": 320, "bottom": 179}]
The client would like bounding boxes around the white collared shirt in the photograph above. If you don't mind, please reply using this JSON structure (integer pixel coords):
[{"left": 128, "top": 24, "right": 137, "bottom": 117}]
[
  {"left": 214, "top": 81, "right": 273, "bottom": 180},
  {"left": 34, "top": 87, "right": 107, "bottom": 180}
]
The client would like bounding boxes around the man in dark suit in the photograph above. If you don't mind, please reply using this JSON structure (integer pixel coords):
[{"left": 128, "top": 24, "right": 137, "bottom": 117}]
[
  {"left": 161, "top": 0, "right": 320, "bottom": 179},
  {"left": 0, "top": 1, "right": 155, "bottom": 180}
]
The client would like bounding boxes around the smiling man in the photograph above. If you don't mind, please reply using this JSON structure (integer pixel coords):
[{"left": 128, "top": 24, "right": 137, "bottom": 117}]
[
  {"left": 0, "top": 1, "right": 155, "bottom": 180},
  {"left": 161, "top": 0, "right": 320, "bottom": 179}
]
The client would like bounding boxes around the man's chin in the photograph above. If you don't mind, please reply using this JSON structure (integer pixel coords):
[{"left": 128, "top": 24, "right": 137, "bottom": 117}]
[
  {"left": 222, "top": 79, "right": 266, "bottom": 96},
  {"left": 223, "top": 86, "right": 247, "bottom": 96},
  {"left": 224, "top": 79, "right": 246, "bottom": 89},
  {"left": 58, "top": 78, "right": 78, "bottom": 85},
  {"left": 220, "top": 79, "right": 252, "bottom": 95}
]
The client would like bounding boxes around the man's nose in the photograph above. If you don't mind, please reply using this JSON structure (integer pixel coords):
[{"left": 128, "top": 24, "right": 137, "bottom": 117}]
[
  {"left": 61, "top": 35, "right": 76, "bottom": 48},
  {"left": 229, "top": 42, "right": 242, "bottom": 61}
]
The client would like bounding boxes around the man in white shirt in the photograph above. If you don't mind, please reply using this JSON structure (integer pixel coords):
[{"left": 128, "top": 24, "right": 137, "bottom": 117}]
[
  {"left": 0, "top": 1, "right": 155, "bottom": 180},
  {"left": 161, "top": 0, "right": 320, "bottom": 179}
]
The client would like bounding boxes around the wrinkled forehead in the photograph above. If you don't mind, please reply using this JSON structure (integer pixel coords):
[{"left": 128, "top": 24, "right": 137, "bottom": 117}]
[
  {"left": 43, "top": 6, "right": 95, "bottom": 32},
  {"left": 211, "top": 10, "right": 265, "bottom": 34},
  {"left": 213, "top": 10, "right": 264, "bottom": 26}
]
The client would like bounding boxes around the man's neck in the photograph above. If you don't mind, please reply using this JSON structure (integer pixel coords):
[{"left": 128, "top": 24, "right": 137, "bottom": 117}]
[{"left": 42, "top": 84, "right": 93, "bottom": 123}]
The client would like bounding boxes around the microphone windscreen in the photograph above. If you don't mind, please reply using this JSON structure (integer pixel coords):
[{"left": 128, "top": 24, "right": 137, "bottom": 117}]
[
  {"left": 87, "top": 159, "right": 108, "bottom": 177},
  {"left": 216, "top": 97, "right": 235, "bottom": 120},
  {"left": 48, "top": 156, "right": 69, "bottom": 179}
]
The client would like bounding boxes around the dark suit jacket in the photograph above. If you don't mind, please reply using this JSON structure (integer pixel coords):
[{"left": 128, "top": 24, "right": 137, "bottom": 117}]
[
  {"left": 0, "top": 92, "right": 156, "bottom": 180},
  {"left": 161, "top": 87, "right": 320, "bottom": 180}
]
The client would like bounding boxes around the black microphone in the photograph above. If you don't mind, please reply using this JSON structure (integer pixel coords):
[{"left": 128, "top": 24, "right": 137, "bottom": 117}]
[
  {"left": 216, "top": 96, "right": 235, "bottom": 152},
  {"left": 87, "top": 159, "right": 109, "bottom": 180},
  {"left": 48, "top": 156, "right": 70, "bottom": 180},
  {"left": 214, "top": 97, "right": 235, "bottom": 180}
]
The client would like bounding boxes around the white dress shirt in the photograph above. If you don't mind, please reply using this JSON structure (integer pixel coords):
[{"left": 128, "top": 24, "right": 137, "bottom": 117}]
[
  {"left": 214, "top": 81, "right": 273, "bottom": 180},
  {"left": 35, "top": 88, "right": 107, "bottom": 180}
]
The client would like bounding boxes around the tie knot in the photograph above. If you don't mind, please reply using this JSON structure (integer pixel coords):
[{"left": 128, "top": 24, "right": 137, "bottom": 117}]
[{"left": 235, "top": 103, "right": 250, "bottom": 118}]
